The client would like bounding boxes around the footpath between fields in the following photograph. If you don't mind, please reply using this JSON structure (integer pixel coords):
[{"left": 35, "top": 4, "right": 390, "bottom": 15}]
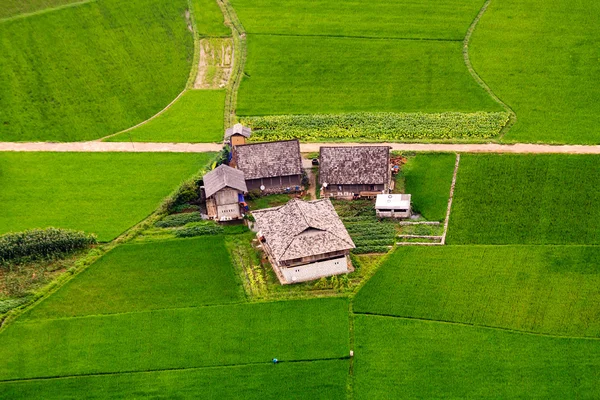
[{"left": 2, "top": 141, "right": 600, "bottom": 154}]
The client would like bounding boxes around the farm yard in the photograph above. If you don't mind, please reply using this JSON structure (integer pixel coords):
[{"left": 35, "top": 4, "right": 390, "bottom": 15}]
[{"left": 2, "top": 0, "right": 600, "bottom": 397}]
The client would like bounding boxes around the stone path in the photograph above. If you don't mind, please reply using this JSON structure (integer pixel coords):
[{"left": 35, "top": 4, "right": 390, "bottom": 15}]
[{"left": 2, "top": 141, "right": 600, "bottom": 154}]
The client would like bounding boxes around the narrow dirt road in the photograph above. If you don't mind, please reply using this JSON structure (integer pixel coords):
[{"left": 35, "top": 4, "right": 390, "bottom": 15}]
[{"left": 2, "top": 141, "right": 600, "bottom": 154}]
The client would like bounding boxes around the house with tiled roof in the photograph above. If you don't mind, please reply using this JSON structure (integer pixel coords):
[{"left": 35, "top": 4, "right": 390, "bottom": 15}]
[
  {"left": 232, "top": 139, "right": 303, "bottom": 194},
  {"left": 224, "top": 123, "right": 252, "bottom": 146},
  {"left": 202, "top": 164, "right": 248, "bottom": 221},
  {"left": 319, "top": 146, "right": 390, "bottom": 199},
  {"left": 252, "top": 198, "right": 355, "bottom": 284}
]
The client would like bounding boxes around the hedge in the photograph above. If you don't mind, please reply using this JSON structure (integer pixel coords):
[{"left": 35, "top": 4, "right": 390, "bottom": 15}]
[
  {"left": 242, "top": 112, "right": 510, "bottom": 141},
  {"left": 174, "top": 222, "right": 224, "bottom": 238},
  {"left": 155, "top": 212, "right": 203, "bottom": 228},
  {"left": 0, "top": 228, "right": 96, "bottom": 268}
]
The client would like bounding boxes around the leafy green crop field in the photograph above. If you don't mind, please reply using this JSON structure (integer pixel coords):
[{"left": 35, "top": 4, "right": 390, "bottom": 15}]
[
  {"left": 231, "top": 0, "right": 483, "bottom": 40},
  {"left": 237, "top": 35, "right": 502, "bottom": 116},
  {"left": 402, "top": 153, "right": 456, "bottom": 221},
  {"left": 0, "top": 0, "right": 84, "bottom": 19},
  {"left": 448, "top": 154, "right": 600, "bottom": 244},
  {"left": 0, "top": 360, "right": 349, "bottom": 400},
  {"left": 192, "top": 0, "right": 230, "bottom": 37},
  {"left": 470, "top": 0, "right": 600, "bottom": 144},
  {"left": 0, "top": 152, "right": 214, "bottom": 241},
  {"left": 23, "top": 237, "right": 242, "bottom": 319},
  {"left": 106, "top": 90, "right": 226, "bottom": 143},
  {"left": 354, "top": 246, "right": 600, "bottom": 337},
  {"left": 0, "top": 298, "right": 349, "bottom": 380},
  {"left": 354, "top": 315, "right": 600, "bottom": 399},
  {"left": 0, "top": 0, "right": 193, "bottom": 142}
]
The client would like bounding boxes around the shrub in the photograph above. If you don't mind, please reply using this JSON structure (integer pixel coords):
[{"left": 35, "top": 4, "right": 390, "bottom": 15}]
[
  {"left": 242, "top": 112, "right": 510, "bottom": 141},
  {"left": 155, "top": 212, "right": 203, "bottom": 228},
  {"left": 223, "top": 225, "right": 250, "bottom": 235},
  {"left": 0, "top": 228, "right": 96, "bottom": 268},
  {"left": 0, "top": 297, "right": 30, "bottom": 314},
  {"left": 174, "top": 222, "right": 224, "bottom": 238},
  {"left": 352, "top": 246, "right": 391, "bottom": 254}
]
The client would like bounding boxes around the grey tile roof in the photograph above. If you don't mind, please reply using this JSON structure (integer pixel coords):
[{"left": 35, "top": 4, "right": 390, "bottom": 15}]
[
  {"left": 225, "top": 123, "right": 252, "bottom": 140},
  {"left": 253, "top": 199, "right": 355, "bottom": 263},
  {"left": 234, "top": 140, "right": 302, "bottom": 180},
  {"left": 319, "top": 146, "right": 390, "bottom": 185},
  {"left": 203, "top": 164, "right": 248, "bottom": 198}
]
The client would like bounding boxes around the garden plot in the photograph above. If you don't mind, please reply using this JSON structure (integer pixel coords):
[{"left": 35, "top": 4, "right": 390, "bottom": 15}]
[
  {"left": 447, "top": 154, "right": 600, "bottom": 245},
  {"left": 194, "top": 39, "right": 233, "bottom": 89},
  {"left": 0, "top": 152, "right": 214, "bottom": 241},
  {"left": 0, "top": 360, "right": 348, "bottom": 400},
  {"left": 354, "top": 315, "right": 600, "bottom": 399},
  {"left": 0, "top": 0, "right": 194, "bottom": 142},
  {"left": 354, "top": 245, "right": 600, "bottom": 337},
  {"left": 22, "top": 237, "right": 242, "bottom": 320},
  {"left": 470, "top": 0, "right": 600, "bottom": 144},
  {"left": 0, "top": 298, "right": 349, "bottom": 381}
]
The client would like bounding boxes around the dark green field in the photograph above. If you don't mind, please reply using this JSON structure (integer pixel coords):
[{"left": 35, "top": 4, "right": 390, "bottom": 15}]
[
  {"left": 0, "top": 152, "right": 214, "bottom": 241},
  {"left": 23, "top": 237, "right": 242, "bottom": 319},
  {"left": 354, "top": 316, "right": 600, "bottom": 399},
  {"left": 448, "top": 154, "right": 600, "bottom": 244}
]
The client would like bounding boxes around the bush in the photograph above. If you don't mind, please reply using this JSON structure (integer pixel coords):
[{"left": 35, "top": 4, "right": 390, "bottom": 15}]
[
  {"left": 242, "top": 112, "right": 510, "bottom": 141},
  {"left": 352, "top": 245, "right": 391, "bottom": 254},
  {"left": 155, "top": 212, "right": 203, "bottom": 228},
  {"left": 0, "top": 297, "right": 30, "bottom": 314},
  {"left": 174, "top": 222, "right": 224, "bottom": 238},
  {"left": 0, "top": 228, "right": 96, "bottom": 268}
]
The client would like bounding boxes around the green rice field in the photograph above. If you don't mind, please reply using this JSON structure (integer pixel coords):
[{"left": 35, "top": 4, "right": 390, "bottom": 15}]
[
  {"left": 0, "top": 152, "right": 214, "bottom": 241},
  {"left": 193, "top": 0, "right": 230, "bottom": 37},
  {"left": 106, "top": 90, "right": 226, "bottom": 143},
  {"left": 0, "top": 0, "right": 84, "bottom": 19},
  {"left": 0, "top": 0, "right": 193, "bottom": 142},
  {"left": 354, "top": 315, "right": 600, "bottom": 399},
  {"left": 23, "top": 237, "right": 242, "bottom": 319},
  {"left": 354, "top": 245, "right": 600, "bottom": 337},
  {"left": 447, "top": 154, "right": 600, "bottom": 244}
]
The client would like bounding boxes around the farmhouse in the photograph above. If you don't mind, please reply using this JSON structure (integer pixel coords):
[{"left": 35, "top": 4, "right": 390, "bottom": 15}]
[
  {"left": 202, "top": 164, "right": 248, "bottom": 221},
  {"left": 224, "top": 123, "right": 252, "bottom": 146},
  {"left": 232, "top": 140, "right": 303, "bottom": 193},
  {"left": 375, "top": 193, "right": 412, "bottom": 219},
  {"left": 253, "top": 198, "right": 355, "bottom": 284},
  {"left": 319, "top": 146, "right": 390, "bottom": 199}
]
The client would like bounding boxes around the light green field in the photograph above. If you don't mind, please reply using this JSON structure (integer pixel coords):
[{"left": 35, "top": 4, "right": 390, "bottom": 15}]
[
  {"left": 470, "top": 0, "right": 600, "bottom": 144},
  {"left": 106, "top": 90, "right": 226, "bottom": 143},
  {"left": 23, "top": 237, "right": 242, "bottom": 320},
  {"left": 0, "top": 298, "right": 349, "bottom": 380},
  {"left": 354, "top": 246, "right": 600, "bottom": 337},
  {"left": 237, "top": 35, "right": 502, "bottom": 116},
  {"left": 354, "top": 316, "right": 600, "bottom": 399},
  {"left": 192, "top": 0, "right": 230, "bottom": 37},
  {"left": 0, "top": 0, "right": 193, "bottom": 142},
  {"left": 402, "top": 153, "right": 456, "bottom": 221},
  {"left": 231, "top": 0, "right": 484, "bottom": 40},
  {"left": 0, "top": 0, "right": 83, "bottom": 19},
  {"left": 448, "top": 154, "right": 600, "bottom": 245},
  {"left": 0, "top": 152, "right": 214, "bottom": 241},
  {"left": 0, "top": 360, "right": 349, "bottom": 400}
]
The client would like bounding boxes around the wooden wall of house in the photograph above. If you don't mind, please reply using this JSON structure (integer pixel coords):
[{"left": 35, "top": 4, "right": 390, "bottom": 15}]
[
  {"left": 246, "top": 174, "right": 302, "bottom": 192},
  {"left": 280, "top": 249, "right": 349, "bottom": 267},
  {"left": 214, "top": 188, "right": 239, "bottom": 205},
  {"left": 230, "top": 135, "right": 246, "bottom": 146},
  {"left": 323, "top": 183, "right": 385, "bottom": 197}
]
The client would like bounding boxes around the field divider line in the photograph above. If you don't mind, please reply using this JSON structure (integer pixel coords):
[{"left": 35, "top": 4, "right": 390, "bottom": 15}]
[
  {"left": 247, "top": 32, "right": 463, "bottom": 43},
  {"left": 0, "top": 357, "right": 348, "bottom": 384},
  {"left": 441, "top": 153, "right": 460, "bottom": 245},
  {"left": 353, "top": 312, "right": 600, "bottom": 341},
  {"left": 0, "top": 0, "right": 97, "bottom": 24},
  {"left": 463, "top": 0, "right": 517, "bottom": 137}
]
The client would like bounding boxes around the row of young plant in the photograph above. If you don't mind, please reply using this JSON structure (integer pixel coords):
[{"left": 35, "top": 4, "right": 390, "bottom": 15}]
[{"left": 241, "top": 112, "right": 510, "bottom": 141}]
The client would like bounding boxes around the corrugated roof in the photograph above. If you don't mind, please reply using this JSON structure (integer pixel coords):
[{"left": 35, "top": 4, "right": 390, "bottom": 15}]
[
  {"left": 234, "top": 140, "right": 302, "bottom": 180},
  {"left": 225, "top": 123, "right": 252, "bottom": 139},
  {"left": 319, "top": 146, "right": 390, "bottom": 185},
  {"left": 203, "top": 164, "right": 248, "bottom": 198},
  {"left": 375, "top": 193, "right": 411, "bottom": 209},
  {"left": 253, "top": 199, "right": 355, "bottom": 262}
]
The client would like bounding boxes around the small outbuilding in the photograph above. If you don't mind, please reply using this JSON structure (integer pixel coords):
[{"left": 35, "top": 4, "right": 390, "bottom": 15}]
[
  {"left": 203, "top": 164, "right": 248, "bottom": 222},
  {"left": 375, "top": 193, "right": 412, "bottom": 219},
  {"left": 319, "top": 146, "right": 391, "bottom": 199},
  {"left": 225, "top": 123, "right": 252, "bottom": 146},
  {"left": 252, "top": 198, "right": 355, "bottom": 284},
  {"left": 232, "top": 140, "right": 303, "bottom": 194}
]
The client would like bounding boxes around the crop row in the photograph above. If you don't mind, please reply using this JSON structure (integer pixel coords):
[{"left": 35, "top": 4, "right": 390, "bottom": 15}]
[{"left": 242, "top": 112, "right": 510, "bottom": 141}]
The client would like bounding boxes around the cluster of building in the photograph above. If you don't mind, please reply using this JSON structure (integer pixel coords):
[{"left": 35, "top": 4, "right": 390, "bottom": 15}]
[{"left": 201, "top": 124, "right": 412, "bottom": 284}]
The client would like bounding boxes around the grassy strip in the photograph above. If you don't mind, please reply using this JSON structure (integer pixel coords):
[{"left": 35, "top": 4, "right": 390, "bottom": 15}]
[
  {"left": 243, "top": 112, "right": 509, "bottom": 141},
  {"left": 192, "top": 0, "right": 230, "bottom": 37},
  {"left": 0, "top": 359, "right": 349, "bottom": 399},
  {"left": 354, "top": 245, "right": 600, "bottom": 337},
  {"left": 447, "top": 154, "right": 600, "bottom": 245},
  {"left": 354, "top": 315, "right": 600, "bottom": 399},
  {"left": 0, "top": 298, "right": 350, "bottom": 380}
]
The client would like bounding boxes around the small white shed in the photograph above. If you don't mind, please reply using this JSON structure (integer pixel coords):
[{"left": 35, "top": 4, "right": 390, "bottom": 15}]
[{"left": 375, "top": 194, "right": 411, "bottom": 219}]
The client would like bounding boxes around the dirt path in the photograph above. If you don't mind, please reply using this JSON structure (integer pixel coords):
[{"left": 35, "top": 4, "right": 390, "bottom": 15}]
[{"left": 2, "top": 142, "right": 600, "bottom": 154}]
